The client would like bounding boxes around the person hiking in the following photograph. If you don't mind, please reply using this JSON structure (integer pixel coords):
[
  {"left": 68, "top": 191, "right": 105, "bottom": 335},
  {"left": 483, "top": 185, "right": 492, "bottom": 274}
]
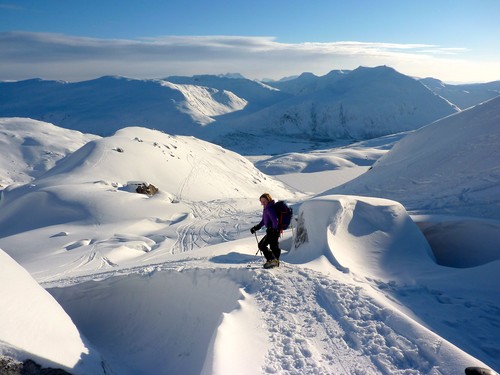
[{"left": 250, "top": 193, "right": 281, "bottom": 269}]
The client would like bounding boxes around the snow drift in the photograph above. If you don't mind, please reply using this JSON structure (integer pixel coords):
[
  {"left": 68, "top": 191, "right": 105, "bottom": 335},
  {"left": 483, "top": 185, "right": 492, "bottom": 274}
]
[
  {"left": 0, "top": 249, "right": 105, "bottom": 374},
  {"left": 49, "top": 268, "right": 266, "bottom": 375},
  {"left": 288, "top": 195, "right": 436, "bottom": 283}
]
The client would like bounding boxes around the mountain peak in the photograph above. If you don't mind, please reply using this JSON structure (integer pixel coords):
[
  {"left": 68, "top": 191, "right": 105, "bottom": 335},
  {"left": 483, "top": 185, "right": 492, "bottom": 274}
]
[{"left": 216, "top": 73, "right": 246, "bottom": 79}]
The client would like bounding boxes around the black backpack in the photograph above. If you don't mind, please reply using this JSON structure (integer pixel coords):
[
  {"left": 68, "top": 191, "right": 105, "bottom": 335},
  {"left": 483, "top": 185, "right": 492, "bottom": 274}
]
[{"left": 275, "top": 200, "right": 293, "bottom": 232}]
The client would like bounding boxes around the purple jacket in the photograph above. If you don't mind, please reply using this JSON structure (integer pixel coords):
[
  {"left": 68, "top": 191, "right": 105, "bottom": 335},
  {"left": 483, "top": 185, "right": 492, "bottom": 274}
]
[{"left": 258, "top": 200, "right": 279, "bottom": 230}]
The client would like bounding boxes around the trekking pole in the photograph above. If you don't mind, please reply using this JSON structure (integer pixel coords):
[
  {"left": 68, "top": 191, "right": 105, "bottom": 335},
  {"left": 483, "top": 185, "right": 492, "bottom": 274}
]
[{"left": 254, "top": 232, "right": 261, "bottom": 256}]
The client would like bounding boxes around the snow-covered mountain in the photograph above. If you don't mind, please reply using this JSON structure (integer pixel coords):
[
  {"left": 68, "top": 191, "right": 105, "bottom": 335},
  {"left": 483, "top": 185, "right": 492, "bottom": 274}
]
[
  {"left": 420, "top": 77, "right": 500, "bottom": 110},
  {"left": 1, "top": 66, "right": 500, "bottom": 374},
  {"left": 265, "top": 69, "right": 351, "bottom": 95},
  {"left": 0, "top": 76, "right": 247, "bottom": 136},
  {"left": 218, "top": 66, "right": 459, "bottom": 143},
  {"left": 0, "top": 108, "right": 499, "bottom": 374},
  {"left": 165, "top": 74, "right": 291, "bottom": 110},
  {"left": 3, "top": 66, "right": 498, "bottom": 155}
]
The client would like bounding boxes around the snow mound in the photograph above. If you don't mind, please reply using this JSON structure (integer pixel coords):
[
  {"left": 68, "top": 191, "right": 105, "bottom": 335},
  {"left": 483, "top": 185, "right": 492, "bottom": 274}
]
[
  {"left": 0, "top": 127, "right": 295, "bottom": 238},
  {"left": 42, "top": 126, "right": 291, "bottom": 200},
  {"left": 288, "top": 195, "right": 436, "bottom": 283},
  {"left": 329, "top": 96, "right": 500, "bottom": 220},
  {"left": 255, "top": 146, "right": 386, "bottom": 175},
  {"left": 0, "top": 249, "right": 105, "bottom": 374},
  {"left": 0, "top": 117, "right": 99, "bottom": 185}
]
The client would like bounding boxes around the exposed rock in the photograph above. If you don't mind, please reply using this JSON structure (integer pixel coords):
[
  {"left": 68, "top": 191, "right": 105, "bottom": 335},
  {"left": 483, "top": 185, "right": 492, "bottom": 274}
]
[
  {"left": 0, "top": 356, "right": 71, "bottom": 375},
  {"left": 135, "top": 183, "right": 159, "bottom": 196}
]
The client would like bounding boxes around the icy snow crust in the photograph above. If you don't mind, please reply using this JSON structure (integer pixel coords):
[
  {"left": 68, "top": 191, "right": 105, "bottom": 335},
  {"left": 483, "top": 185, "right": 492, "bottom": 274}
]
[{"left": 0, "top": 111, "right": 499, "bottom": 374}]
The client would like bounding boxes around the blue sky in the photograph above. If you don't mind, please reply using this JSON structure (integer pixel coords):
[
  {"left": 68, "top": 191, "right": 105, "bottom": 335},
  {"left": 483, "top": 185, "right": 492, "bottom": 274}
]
[{"left": 1, "top": 0, "right": 499, "bottom": 82}]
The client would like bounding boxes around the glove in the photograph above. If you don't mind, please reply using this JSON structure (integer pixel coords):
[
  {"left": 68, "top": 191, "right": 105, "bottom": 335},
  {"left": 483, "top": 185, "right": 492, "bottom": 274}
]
[{"left": 250, "top": 226, "right": 258, "bottom": 234}]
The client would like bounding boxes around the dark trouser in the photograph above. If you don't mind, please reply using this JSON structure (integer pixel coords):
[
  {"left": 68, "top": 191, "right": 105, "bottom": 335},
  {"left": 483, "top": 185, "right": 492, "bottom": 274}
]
[{"left": 258, "top": 228, "right": 281, "bottom": 261}]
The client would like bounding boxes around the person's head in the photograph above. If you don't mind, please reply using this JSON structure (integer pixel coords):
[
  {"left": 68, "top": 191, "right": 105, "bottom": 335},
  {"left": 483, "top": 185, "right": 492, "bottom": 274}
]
[{"left": 259, "top": 193, "right": 273, "bottom": 206}]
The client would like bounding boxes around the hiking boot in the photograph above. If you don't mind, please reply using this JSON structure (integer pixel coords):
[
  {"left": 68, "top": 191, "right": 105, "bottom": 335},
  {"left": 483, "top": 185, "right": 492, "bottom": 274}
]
[{"left": 263, "top": 259, "right": 279, "bottom": 269}]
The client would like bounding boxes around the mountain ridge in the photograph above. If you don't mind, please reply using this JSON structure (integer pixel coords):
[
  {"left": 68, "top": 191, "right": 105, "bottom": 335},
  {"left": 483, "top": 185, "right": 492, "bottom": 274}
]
[{"left": 1, "top": 66, "right": 498, "bottom": 154}]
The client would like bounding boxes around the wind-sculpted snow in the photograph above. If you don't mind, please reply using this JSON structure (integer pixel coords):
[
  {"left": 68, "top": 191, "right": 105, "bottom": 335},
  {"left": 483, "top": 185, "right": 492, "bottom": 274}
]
[
  {"left": 0, "top": 249, "right": 106, "bottom": 374},
  {"left": 287, "top": 195, "right": 499, "bottom": 371},
  {"left": 288, "top": 195, "right": 436, "bottom": 282},
  {"left": 49, "top": 268, "right": 249, "bottom": 375}
]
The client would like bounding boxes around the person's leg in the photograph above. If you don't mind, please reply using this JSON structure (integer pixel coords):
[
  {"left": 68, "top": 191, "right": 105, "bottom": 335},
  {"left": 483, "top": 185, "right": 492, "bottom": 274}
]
[
  {"left": 269, "top": 231, "right": 281, "bottom": 260},
  {"left": 258, "top": 235, "right": 275, "bottom": 261}
]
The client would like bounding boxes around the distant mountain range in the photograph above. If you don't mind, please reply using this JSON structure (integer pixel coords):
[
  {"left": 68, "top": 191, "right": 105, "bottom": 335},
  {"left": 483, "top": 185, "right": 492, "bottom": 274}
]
[
  {"left": 419, "top": 77, "right": 500, "bottom": 110},
  {"left": 1, "top": 66, "right": 499, "bottom": 153}
]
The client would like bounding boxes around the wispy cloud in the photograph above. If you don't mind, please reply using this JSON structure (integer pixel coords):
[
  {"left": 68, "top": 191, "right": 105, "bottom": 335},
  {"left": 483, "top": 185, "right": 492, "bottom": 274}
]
[{"left": 0, "top": 32, "right": 497, "bottom": 83}]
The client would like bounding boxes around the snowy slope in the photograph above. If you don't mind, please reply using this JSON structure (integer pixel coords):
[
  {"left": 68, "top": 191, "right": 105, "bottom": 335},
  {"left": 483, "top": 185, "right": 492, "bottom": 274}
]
[
  {"left": 253, "top": 138, "right": 392, "bottom": 175},
  {"left": 328, "top": 96, "right": 500, "bottom": 220},
  {"left": 0, "top": 125, "right": 297, "bottom": 271},
  {"left": 38, "top": 195, "right": 498, "bottom": 374},
  {"left": 0, "top": 76, "right": 247, "bottom": 136},
  {"left": 220, "top": 66, "right": 459, "bottom": 142},
  {"left": 0, "top": 117, "right": 99, "bottom": 185},
  {"left": 165, "top": 74, "right": 291, "bottom": 109},
  {"left": 0, "top": 249, "right": 106, "bottom": 374},
  {"left": 0, "top": 114, "right": 499, "bottom": 374}
]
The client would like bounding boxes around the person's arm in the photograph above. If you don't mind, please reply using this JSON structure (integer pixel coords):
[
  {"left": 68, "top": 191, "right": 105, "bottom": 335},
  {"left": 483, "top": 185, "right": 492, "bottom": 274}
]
[{"left": 251, "top": 217, "right": 264, "bottom": 233}]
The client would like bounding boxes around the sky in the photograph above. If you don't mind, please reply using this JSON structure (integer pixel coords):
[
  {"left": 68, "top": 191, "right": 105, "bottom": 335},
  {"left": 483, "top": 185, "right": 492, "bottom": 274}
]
[{"left": 1, "top": 0, "right": 499, "bottom": 83}]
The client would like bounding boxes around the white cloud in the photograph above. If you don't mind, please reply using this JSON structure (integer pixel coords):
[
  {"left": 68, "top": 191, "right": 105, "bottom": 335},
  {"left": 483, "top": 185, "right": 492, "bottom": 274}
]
[{"left": 0, "top": 32, "right": 498, "bottom": 83}]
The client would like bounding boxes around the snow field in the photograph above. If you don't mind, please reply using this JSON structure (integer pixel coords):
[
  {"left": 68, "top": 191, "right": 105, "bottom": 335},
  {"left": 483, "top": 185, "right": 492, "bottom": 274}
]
[{"left": 1, "top": 106, "right": 499, "bottom": 374}]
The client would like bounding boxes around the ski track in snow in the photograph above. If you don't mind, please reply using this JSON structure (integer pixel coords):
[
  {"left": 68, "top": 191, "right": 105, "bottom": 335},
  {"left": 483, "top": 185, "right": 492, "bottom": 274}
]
[
  {"left": 250, "top": 265, "right": 442, "bottom": 375},
  {"left": 172, "top": 200, "right": 256, "bottom": 253}
]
